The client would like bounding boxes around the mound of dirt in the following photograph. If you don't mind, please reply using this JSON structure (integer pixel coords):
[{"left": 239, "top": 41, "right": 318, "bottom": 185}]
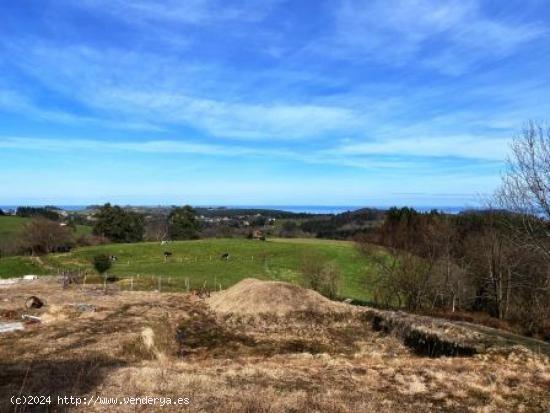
[{"left": 207, "top": 278, "right": 348, "bottom": 315}]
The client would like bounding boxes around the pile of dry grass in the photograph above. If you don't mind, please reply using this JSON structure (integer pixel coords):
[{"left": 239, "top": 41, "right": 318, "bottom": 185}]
[{"left": 207, "top": 278, "right": 347, "bottom": 316}]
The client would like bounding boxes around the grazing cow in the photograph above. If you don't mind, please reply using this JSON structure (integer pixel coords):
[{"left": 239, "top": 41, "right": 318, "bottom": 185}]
[
  {"left": 109, "top": 255, "right": 118, "bottom": 262},
  {"left": 161, "top": 240, "right": 168, "bottom": 245},
  {"left": 163, "top": 251, "right": 173, "bottom": 262},
  {"left": 221, "top": 252, "right": 230, "bottom": 261}
]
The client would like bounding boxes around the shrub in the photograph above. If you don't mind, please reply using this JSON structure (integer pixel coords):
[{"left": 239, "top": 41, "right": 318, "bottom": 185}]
[
  {"left": 319, "top": 262, "right": 342, "bottom": 299},
  {"left": 93, "top": 254, "right": 111, "bottom": 274},
  {"left": 300, "top": 255, "right": 342, "bottom": 299},
  {"left": 18, "top": 219, "right": 74, "bottom": 255}
]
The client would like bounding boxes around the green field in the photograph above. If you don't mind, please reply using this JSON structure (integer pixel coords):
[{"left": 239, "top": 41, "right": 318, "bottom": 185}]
[
  {"left": 0, "top": 216, "right": 31, "bottom": 241},
  {"left": 0, "top": 215, "right": 92, "bottom": 242},
  {"left": 0, "top": 256, "right": 48, "bottom": 278},
  {"left": 0, "top": 238, "right": 379, "bottom": 300}
]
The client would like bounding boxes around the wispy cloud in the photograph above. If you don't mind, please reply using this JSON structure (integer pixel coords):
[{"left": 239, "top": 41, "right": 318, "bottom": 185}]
[
  {"left": 1, "top": 41, "right": 365, "bottom": 140},
  {"left": 1, "top": 0, "right": 548, "bottom": 205},
  {"left": 89, "top": 89, "right": 362, "bottom": 140},
  {"left": 315, "top": 0, "right": 546, "bottom": 74},
  {"left": 332, "top": 134, "right": 509, "bottom": 161},
  {"left": 0, "top": 137, "right": 248, "bottom": 156},
  {"left": 74, "top": 0, "right": 282, "bottom": 25},
  {"left": 0, "top": 87, "right": 163, "bottom": 132},
  {"left": 0, "top": 135, "right": 505, "bottom": 175}
]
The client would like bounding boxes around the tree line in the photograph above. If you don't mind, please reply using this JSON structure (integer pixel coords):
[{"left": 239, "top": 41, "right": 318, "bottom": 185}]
[
  {"left": 91, "top": 203, "right": 201, "bottom": 243},
  {"left": 358, "top": 122, "right": 550, "bottom": 340},
  {"left": 0, "top": 204, "right": 201, "bottom": 257}
]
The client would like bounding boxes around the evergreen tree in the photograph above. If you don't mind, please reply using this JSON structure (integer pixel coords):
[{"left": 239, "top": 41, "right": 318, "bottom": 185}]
[
  {"left": 168, "top": 205, "right": 200, "bottom": 240},
  {"left": 92, "top": 203, "right": 144, "bottom": 243}
]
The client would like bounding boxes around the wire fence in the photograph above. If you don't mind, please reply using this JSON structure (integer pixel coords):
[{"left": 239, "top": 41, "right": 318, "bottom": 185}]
[{"left": 58, "top": 270, "right": 227, "bottom": 294}]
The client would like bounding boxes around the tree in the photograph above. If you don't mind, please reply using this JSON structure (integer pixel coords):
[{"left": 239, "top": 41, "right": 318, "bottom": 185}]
[
  {"left": 92, "top": 203, "right": 144, "bottom": 243},
  {"left": 168, "top": 205, "right": 200, "bottom": 240},
  {"left": 144, "top": 214, "right": 169, "bottom": 242},
  {"left": 495, "top": 121, "right": 550, "bottom": 333},
  {"left": 18, "top": 219, "right": 74, "bottom": 255},
  {"left": 93, "top": 254, "right": 111, "bottom": 274},
  {"left": 16, "top": 206, "right": 61, "bottom": 221},
  {"left": 497, "top": 121, "right": 550, "bottom": 258},
  {"left": 0, "top": 208, "right": 4, "bottom": 216},
  {"left": 360, "top": 208, "right": 476, "bottom": 312}
]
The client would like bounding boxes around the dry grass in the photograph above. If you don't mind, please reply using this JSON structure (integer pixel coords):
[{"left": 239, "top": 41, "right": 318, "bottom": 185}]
[
  {"left": 206, "top": 278, "right": 348, "bottom": 315},
  {"left": 0, "top": 278, "right": 549, "bottom": 412}
]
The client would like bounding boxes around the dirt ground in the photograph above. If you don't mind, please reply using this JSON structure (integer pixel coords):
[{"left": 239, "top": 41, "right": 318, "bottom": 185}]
[{"left": 1, "top": 278, "right": 549, "bottom": 412}]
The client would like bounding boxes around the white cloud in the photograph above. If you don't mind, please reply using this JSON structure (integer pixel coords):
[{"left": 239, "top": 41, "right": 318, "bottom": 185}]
[
  {"left": 75, "top": 0, "right": 281, "bottom": 25},
  {"left": 333, "top": 134, "right": 510, "bottom": 161},
  {"left": 317, "top": 0, "right": 546, "bottom": 74},
  {"left": 89, "top": 88, "right": 362, "bottom": 140},
  {"left": 0, "top": 87, "right": 163, "bottom": 132},
  {"left": 0, "top": 134, "right": 507, "bottom": 172},
  {"left": 0, "top": 137, "right": 247, "bottom": 156}
]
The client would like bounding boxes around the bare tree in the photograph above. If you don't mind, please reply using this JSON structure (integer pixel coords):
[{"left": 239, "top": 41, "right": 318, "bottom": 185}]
[
  {"left": 144, "top": 215, "right": 169, "bottom": 242},
  {"left": 19, "top": 219, "right": 74, "bottom": 255},
  {"left": 496, "top": 121, "right": 550, "bottom": 333},
  {"left": 497, "top": 121, "right": 550, "bottom": 258}
]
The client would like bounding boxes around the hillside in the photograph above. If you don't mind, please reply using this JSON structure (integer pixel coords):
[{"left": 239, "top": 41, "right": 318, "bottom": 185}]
[
  {"left": 0, "top": 216, "right": 30, "bottom": 242},
  {"left": 0, "top": 238, "right": 378, "bottom": 301},
  {"left": 0, "top": 215, "right": 92, "bottom": 243},
  {"left": 0, "top": 278, "right": 548, "bottom": 412}
]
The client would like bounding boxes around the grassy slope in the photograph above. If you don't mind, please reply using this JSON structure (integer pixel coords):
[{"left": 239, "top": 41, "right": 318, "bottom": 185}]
[
  {"left": 0, "top": 216, "right": 92, "bottom": 278},
  {"left": 4, "top": 238, "right": 378, "bottom": 300},
  {"left": 0, "top": 216, "right": 30, "bottom": 241},
  {"left": 0, "top": 215, "right": 92, "bottom": 241},
  {"left": 0, "top": 256, "right": 48, "bottom": 278}
]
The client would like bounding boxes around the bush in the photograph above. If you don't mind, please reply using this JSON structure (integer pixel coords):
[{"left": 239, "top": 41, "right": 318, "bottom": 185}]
[
  {"left": 93, "top": 254, "right": 111, "bottom": 274},
  {"left": 319, "top": 262, "right": 342, "bottom": 299},
  {"left": 75, "top": 234, "right": 110, "bottom": 247},
  {"left": 300, "top": 255, "right": 342, "bottom": 299},
  {"left": 18, "top": 219, "right": 74, "bottom": 255}
]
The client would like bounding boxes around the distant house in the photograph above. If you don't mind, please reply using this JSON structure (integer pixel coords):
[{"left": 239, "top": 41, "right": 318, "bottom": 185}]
[{"left": 252, "top": 230, "right": 266, "bottom": 241}]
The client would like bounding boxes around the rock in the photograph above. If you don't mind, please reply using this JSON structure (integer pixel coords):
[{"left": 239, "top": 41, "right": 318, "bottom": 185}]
[
  {"left": 0, "top": 322, "right": 25, "bottom": 333},
  {"left": 25, "top": 296, "right": 45, "bottom": 309},
  {"left": 22, "top": 314, "right": 41, "bottom": 323},
  {"left": 74, "top": 303, "right": 96, "bottom": 312}
]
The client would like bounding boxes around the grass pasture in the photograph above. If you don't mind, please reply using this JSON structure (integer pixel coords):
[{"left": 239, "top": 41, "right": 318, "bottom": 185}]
[
  {"left": 0, "top": 216, "right": 31, "bottom": 242},
  {"left": 2, "top": 238, "right": 379, "bottom": 300},
  {"left": 0, "top": 215, "right": 92, "bottom": 244},
  {"left": 0, "top": 256, "right": 48, "bottom": 278}
]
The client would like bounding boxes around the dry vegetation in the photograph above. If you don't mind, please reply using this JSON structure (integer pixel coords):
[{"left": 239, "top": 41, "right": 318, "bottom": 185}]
[{"left": 1, "top": 278, "right": 549, "bottom": 412}]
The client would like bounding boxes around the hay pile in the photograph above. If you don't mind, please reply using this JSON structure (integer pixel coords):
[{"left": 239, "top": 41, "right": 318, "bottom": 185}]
[{"left": 207, "top": 278, "right": 347, "bottom": 315}]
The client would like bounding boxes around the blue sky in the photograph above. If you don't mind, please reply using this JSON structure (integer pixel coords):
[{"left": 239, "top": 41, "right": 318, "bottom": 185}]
[{"left": 1, "top": 0, "right": 549, "bottom": 206}]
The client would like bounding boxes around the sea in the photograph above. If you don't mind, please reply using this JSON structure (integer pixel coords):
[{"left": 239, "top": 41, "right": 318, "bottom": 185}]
[{"left": 0, "top": 205, "right": 471, "bottom": 215}]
